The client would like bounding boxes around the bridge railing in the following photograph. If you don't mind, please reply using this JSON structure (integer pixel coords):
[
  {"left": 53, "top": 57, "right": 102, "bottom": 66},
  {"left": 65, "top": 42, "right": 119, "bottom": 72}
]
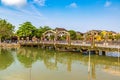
[
  {"left": 18, "top": 40, "right": 40, "bottom": 44},
  {"left": 18, "top": 40, "right": 120, "bottom": 49},
  {"left": 95, "top": 43, "right": 120, "bottom": 48},
  {"left": 55, "top": 41, "right": 68, "bottom": 45},
  {"left": 71, "top": 41, "right": 91, "bottom": 46}
]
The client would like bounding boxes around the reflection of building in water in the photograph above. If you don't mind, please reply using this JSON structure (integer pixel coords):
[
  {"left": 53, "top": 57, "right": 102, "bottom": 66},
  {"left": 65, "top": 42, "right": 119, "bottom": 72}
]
[
  {"left": 103, "top": 66, "right": 120, "bottom": 76},
  {"left": 43, "top": 57, "right": 58, "bottom": 70},
  {"left": 17, "top": 47, "right": 120, "bottom": 77},
  {"left": 43, "top": 52, "right": 58, "bottom": 70},
  {"left": 91, "top": 63, "right": 96, "bottom": 79},
  {"left": 67, "top": 57, "right": 72, "bottom": 72},
  {"left": 56, "top": 53, "right": 73, "bottom": 72},
  {"left": 103, "top": 51, "right": 120, "bottom": 76},
  {"left": 88, "top": 52, "right": 96, "bottom": 80},
  {"left": 106, "top": 52, "right": 120, "bottom": 57}
]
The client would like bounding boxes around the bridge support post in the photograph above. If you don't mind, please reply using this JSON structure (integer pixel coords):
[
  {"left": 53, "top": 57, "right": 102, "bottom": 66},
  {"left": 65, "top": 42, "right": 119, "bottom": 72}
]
[{"left": 95, "top": 50, "right": 99, "bottom": 55}]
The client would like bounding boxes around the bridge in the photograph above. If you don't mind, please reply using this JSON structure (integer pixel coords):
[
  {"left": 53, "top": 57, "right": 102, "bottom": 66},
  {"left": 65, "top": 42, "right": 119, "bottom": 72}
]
[
  {"left": 19, "top": 40, "right": 120, "bottom": 56},
  {"left": 18, "top": 30, "right": 120, "bottom": 57}
]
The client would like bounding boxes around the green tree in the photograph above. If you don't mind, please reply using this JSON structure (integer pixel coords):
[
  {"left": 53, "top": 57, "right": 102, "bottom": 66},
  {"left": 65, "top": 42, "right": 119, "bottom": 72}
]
[
  {"left": 115, "top": 34, "right": 120, "bottom": 40},
  {"left": 76, "top": 34, "right": 83, "bottom": 40},
  {"left": 108, "top": 35, "right": 114, "bottom": 41},
  {"left": 40, "top": 26, "right": 51, "bottom": 32},
  {"left": 36, "top": 26, "right": 51, "bottom": 38},
  {"left": 16, "top": 22, "right": 36, "bottom": 38},
  {"left": 0, "top": 19, "right": 15, "bottom": 42},
  {"left": 68, "top": 30, "right": 76, "bottom": 40}
]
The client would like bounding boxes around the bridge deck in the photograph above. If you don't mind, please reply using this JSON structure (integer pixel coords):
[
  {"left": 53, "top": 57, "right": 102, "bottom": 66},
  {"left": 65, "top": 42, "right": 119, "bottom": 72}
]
[{"left": 19, "top": 41, "right": 120, "bottom": 51}]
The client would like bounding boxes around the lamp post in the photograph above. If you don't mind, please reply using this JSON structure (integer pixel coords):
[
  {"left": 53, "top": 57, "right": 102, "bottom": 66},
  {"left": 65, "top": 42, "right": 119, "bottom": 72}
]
[
  {"left": 91, "top": 32, "right": 95, "bottom": 48},
  {"left": 104, "top": 32, "right": 108, "bottom": 46}
]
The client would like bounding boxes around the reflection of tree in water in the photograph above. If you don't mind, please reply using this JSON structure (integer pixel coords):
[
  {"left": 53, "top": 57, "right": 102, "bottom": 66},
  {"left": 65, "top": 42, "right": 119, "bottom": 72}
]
[
  {"left": 17, "top": 47, "right": 38, "bottom": 68},
  {"left": 0, "top": 48, "right": 14, "bottom": 70},
  {"left": 17, "top": 47, "right": 58, "bottom": 70},
  {"left": 16, "top": 47, "right": 120, "bottom": 78},
  {"left": 43, "top": 51, "right": 58, "bottom": 70},
  {"left": 91, "top": 60, "right": 96, "bottom": 79},
  {"left": 56, "top": 52, "right": 72, "bottom": 72},
  {"left": 42, "top": 50, "right": 82, "bottom": 71},
  {"left": 56, "top": 52, "right": 82, "bottom": 72}
]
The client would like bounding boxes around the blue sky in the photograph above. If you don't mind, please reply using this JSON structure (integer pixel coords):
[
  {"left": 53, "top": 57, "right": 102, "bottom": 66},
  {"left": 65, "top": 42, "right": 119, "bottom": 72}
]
[{"left": 0, "top": 0, "right": 120, "bottom": 32}]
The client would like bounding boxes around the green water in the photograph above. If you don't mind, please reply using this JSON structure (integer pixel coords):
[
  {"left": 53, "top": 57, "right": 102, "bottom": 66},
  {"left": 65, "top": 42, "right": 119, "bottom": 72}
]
[{"left": 0, "top": 47, "right": 120, "bottom": 80}]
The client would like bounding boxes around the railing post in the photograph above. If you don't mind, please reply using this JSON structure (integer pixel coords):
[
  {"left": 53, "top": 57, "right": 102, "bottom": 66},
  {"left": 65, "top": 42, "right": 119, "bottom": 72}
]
[{"left": 67, "top": 34, "right": 71, "bottom": 45}]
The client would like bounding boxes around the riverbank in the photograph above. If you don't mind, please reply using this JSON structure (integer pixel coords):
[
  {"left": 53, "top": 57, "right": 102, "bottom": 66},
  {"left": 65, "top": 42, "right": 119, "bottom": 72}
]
[{"left": 0, "top": 43, "right": 20, "bottom": 48}]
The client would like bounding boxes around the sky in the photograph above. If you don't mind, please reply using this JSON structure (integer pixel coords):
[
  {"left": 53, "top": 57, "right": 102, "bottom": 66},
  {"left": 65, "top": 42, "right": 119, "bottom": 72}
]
[{"left": 0, "top": 0, "right": 120, "bottom": 32}]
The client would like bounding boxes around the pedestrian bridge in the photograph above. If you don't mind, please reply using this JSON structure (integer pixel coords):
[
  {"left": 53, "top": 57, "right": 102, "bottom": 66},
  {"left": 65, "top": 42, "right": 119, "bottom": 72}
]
[
  {"left": 18, "top": 29, "right": 120, "bottom": 57},
  {"left": 19, "top": 40, "right": 120, "bottom": 53}
]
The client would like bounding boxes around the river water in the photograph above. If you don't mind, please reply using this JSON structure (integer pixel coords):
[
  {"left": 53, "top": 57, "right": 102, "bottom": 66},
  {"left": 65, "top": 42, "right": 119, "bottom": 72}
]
[{"left": 0, "top": 47, "right": 120, "bottom": 80}]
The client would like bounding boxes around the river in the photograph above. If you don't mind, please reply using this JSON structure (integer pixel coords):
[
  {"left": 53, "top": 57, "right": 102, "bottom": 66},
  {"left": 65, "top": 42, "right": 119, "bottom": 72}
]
[{"left": 0, "top": 47, "right": 120, "bottom": 80}]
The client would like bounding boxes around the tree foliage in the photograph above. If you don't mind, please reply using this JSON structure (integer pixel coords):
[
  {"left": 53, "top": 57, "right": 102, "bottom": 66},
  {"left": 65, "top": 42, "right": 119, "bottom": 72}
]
[
  {"left": 16, "top": 22, "right": 52, "bottom": 39},
  {"left": 0, "top": 19, "right": 15, "bottom": 42},
  {"left": 36, "top": 26, "right": 51, "bottom": 38},
  {"left": 68, "top": 30, "right": 76, "bottom": 40},
  {"left": 16, "top": 22, "right": 36, "bottom": 38}
]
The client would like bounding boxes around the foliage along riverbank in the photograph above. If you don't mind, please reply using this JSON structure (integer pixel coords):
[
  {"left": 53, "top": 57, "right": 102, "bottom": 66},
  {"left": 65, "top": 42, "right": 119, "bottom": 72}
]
[{"left": 1, "top": 18, "right": 120, "bottom": 43}]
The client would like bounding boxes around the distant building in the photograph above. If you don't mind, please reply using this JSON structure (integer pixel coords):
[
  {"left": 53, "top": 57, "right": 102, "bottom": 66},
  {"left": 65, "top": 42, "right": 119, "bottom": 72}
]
[
  {"left": 76, "top": 31, "right": 84, "bottom": 36},
  {"left": 84, "top": 30, "right": 101, "bottom": 41},
  {"left": 55, "top": 27, "right": 67, "bottom": 32},
  {"left": 86, "top": 30, "right": 101, "bottom": 36}
]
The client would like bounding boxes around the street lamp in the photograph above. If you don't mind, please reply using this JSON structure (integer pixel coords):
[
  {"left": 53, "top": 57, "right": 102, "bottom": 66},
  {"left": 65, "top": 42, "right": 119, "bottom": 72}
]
[{"left": 91, "top": 32, "right": 95, "bottom": 48}]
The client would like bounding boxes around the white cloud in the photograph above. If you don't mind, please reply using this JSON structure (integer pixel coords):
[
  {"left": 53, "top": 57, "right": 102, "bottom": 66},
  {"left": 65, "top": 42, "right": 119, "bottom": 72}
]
[
  {"left": 67, "top": 2, "right": 78, "bottom": 8},
  {"left": 104, "top": 1, "right": 112, "bottom": 7},
  {"left": 0, "top": 5, "right": 48, "bottom": 30},
  {"left": 1, "top": 0, "right": 27, "bottom": 7},
  {"left": 34, "top": 0, "right": 46, "bottom": 6}
]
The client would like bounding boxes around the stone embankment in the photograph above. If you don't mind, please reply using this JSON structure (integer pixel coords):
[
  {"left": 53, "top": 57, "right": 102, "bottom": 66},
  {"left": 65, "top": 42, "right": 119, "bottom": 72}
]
[{"left": 0, "top": 43, "right": 20, "bottom": 48}]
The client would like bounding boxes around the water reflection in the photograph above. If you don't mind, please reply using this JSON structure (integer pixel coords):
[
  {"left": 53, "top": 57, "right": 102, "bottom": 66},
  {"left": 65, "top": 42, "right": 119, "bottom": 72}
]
[
  {"left": 0, "top": 48, "right": 14, "bottom": 70},
  {"left": 0, "top": 47, "right": 120, "bottom": 80},
  {"left": 17, "top": 47, "right": 38, "bottom": 68},
  {"left": 17, "top": 48, "right": 120, "bottom": 77}
]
